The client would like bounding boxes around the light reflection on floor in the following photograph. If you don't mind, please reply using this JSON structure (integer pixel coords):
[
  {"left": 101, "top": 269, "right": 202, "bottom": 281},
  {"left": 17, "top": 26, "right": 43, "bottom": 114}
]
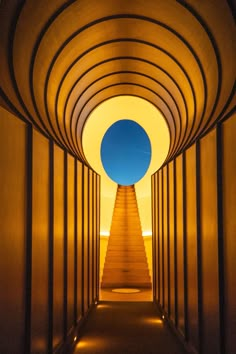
[
  {"left": 99, "top": 287, "right": 152, "bottom": 301},
  {"left": 96, "top": 303, "right": 113, "bottom": 310},
  {"left": 143, "top": 317, "right": 164, "bottom": 325},
  {"left": 75, "top": 337, "right": 109, "bottom": 352}
]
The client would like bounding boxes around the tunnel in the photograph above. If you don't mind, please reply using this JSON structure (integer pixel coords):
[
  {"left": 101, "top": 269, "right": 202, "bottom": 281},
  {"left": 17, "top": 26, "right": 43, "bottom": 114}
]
[{"left": 0, "top": 1, "right": 235, "bottom": 353}]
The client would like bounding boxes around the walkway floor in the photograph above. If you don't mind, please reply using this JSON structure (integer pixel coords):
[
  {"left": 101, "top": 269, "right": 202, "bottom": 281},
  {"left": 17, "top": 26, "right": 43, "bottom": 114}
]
[
  {"left": 100, "top": 287, "right": 152, "bottom": 301},
  {"left": 73, "top": 301, "right": 187, "bottom": 354}
]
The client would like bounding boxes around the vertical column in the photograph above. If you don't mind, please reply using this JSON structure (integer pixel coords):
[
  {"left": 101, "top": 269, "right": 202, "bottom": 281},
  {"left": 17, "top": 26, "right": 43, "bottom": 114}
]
[
  {"left": 63, "top": 152, "right": 68, "bottom": 341},
  {"left": 25, "top": 124, "right": 33, "bottom": 354},
  {"left": 48, "top": 140, "right": 54, "bottom": 353},
  {"left": 67, "top": 154, "right": 75, "bottom": 333},
  {"left": 96, "top": 175, "right": 101, "bottom": 299},
  {"left": 163, "top": 166, "right": 169, "bottom": 315},
  {"left": 31, "top": 129, "right": 50, "bottom": 354},
  {"left": 93, "top": 172, "right": 97, "bottom": 301},
  {"left": 74, "top": 159, "right": 78, "bottom": 325},
  {"left": 151, "top": 175, "right": 156, "bottom": 300},
  {"left": 222, "top": 114, "right": 236, "bottom": 354},
  {"left": 53, "top": 144, "right": 64, "bottom": 349},
  {"left": 199, "top": 128, "right": 220, "bottom": 354},
  {"left": 216, "top": 124, "right": 225, "bottom": 354},
  {"left": 89, "top": 170, "right": 94, "bottom": 305},
  {"left": 196, "top": 140, "right": 203, "bottom": 354},
  {"left": 173, "top": 159, "right": 178, "bottom": 327},
  {"left": 155, "top": 173, "right": 160, "bottom": 303},
  {"left": 168, "top": 161, "right": 176, "bottom": 324},
  {"left": 158, "top": 169, "right": 163, "bottom": 307},
  {"left": 175, "top": 154, "right": 185, "bottom": 335},
  {"left": 83, "top": 165, "right": 89, "bottom": 313},
  {"left": 182, "top": 152, "right": 188, "bottom": 341},
  {"left": 76, "top": 161, "right": 83, "bottom": 319},
  {"left": 185, "top": 144, "right": 199, "bottom": 351}
]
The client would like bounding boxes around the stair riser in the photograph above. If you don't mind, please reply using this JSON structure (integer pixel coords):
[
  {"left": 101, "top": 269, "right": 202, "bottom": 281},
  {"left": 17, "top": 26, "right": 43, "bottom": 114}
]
[
  {"left": 101, "top": 282, "right": 152, "bottom": 288},
  {"left": 101, "top": 185, "right": 151, "bottom": 289}
]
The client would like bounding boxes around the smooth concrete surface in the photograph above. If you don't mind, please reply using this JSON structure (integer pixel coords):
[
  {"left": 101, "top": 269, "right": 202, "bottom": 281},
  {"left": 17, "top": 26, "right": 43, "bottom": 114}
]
[
  {"left": 73, "top": 301, "right": 187, "bottom": 354},
  {"left": 100, "top": 288, "right": 152, "bottom": 302}
]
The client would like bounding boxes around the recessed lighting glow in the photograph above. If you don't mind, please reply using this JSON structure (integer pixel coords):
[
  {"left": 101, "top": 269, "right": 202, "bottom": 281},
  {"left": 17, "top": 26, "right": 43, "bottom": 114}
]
[
  {"left": 100, "top": 231, "right": 110, "bottom": 236},
  {"left": 144, "top": 318, "right": 164, "bottom": 325},
  {"left": 142, "top": 231, "right": 152, "bottom": 236},
  {"left": 76, "top": 340, "right": 87, "bottom": 349},
  {"left": 97, "top": 304, "right": 111, "bottom": 309}
]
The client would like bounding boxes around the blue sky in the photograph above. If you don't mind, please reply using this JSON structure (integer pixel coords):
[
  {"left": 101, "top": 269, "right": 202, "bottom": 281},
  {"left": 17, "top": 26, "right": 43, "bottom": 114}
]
[{"left": 101, "top": 119, "right": 151, "bottom": 185}]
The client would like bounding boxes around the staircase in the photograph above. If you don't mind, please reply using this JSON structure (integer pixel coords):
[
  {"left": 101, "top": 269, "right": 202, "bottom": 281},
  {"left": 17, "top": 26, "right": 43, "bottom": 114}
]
[{"left": 101, "top": 185, "right": 151, "bottom": 288}]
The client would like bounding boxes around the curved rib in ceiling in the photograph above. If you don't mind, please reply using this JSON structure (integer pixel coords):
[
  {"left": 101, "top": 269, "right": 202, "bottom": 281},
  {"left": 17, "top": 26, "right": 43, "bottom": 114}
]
[{"left": 0, "top": 0, "right": 235, "bottom": 167}]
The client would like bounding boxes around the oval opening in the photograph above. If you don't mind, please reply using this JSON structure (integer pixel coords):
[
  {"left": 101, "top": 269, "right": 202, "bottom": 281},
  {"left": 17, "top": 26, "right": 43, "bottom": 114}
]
[{"left": 101, "top": 119, "right": 151, "bottom": 185}]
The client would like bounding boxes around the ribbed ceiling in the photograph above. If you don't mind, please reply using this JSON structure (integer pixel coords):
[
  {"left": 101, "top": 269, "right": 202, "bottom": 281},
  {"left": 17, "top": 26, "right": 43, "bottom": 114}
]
[{"left": 0, "top": 0, "right": 235, "bottom": 165}]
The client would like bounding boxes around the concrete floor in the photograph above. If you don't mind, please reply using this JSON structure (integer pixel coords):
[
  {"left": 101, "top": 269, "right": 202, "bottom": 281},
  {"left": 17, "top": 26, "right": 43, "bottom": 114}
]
[
  {"left": 73, "top": 301, "right": 187, "bottom": 354},
  {"left": 100, "top": 287, "right": 153, "bottom": 302}
]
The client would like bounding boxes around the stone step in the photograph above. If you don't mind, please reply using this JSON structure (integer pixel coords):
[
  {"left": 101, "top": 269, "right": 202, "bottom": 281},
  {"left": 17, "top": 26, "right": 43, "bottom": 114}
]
[
  {"left": 107, "top": 242, "right": 145, "bottom": 247},
  {"left": 110, "top": 234, "right": 142, "bottom": 237},
  {"left": 101, "top": 184, "right": 151, "bottom": 289},
  {"left": 103, "top": 262, "right": 149, "bottom": 269},
  {"left": 106, "top": 243, "right": 146, "bottom": 249},
  {"left": 105, "top": 257, "right": 148, "bottom": 263},
  {"left": 106, "top": 250, "right": 147, "bottom": 255},
  {"left": 109, "top": 231, "right": 143, "bottom": 235},
  {"left": 102, "top": 276, "right": 151, "bottom": 282},
  {"left": 102, "top": 269, "right": 150, "bottom": 276},
  {"left": 110, "top": 229, "right": 142, "bottom": 232},
  {"left": 107, "top": 245, "right": 145, "bottom": 250},
  {"left": 108, "top": 237, "right": 144, "bottom": 241},
  {"left": 112, "top": 210, "right": 138, "bottom": 213}
]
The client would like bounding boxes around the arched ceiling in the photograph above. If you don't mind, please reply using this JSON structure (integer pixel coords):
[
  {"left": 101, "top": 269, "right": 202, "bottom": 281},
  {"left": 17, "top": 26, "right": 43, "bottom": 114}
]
[{"left": 0, "top": 0, "right": 235, "bottom": 167}]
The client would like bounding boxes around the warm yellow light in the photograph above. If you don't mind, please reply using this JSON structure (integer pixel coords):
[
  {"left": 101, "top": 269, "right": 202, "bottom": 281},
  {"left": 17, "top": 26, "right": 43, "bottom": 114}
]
[
  {"left": 32, "top": 338, "right": 47, "bottom": 351},
  {"left": 112, "top": 288, "right": 140, "bottom": 293},
  {"left": 100, "top": 231, "right": 110, "bottom": 237},
  {"left": 97, "top": 304, "right": 111, "bottom": 309},
  {"left": 83, "top": 96, "right": 170, "bottom": 178},
  {"left": 144, "top": 318, "right": 163, "bottom": 325},
  {"left": 76, "top": 338, "right": 107, "bottom": 350},
  {"left": 76, "top": 340, "right": 87, "bottom": 349},
  {"left": 82, "top": 95, "right": 170, "bottom": 236},
  {"left": 74, "top": 336, "right": 77, "bottom": 342},
  {"left": 142, "top": 231, "right": 152, "bottom": 237}
]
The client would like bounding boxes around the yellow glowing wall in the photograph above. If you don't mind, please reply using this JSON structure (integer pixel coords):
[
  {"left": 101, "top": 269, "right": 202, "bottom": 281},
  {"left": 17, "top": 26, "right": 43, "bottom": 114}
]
[
  {"left": 0, "top": 107, "right": 27, "bottom": 354},
  {"left": 152, "top": 112, "right": 236, "bottom": 354},
  {"left": 0, "top": 107, "right": 100, "bottom": 354}
]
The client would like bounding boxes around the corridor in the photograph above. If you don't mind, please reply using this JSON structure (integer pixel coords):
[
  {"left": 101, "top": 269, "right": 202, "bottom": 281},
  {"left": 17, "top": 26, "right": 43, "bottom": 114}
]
[
  {"left": 0, "top": 1, "right": 235, "bottom": 354},
  {"left": 73, "top": 301, "right": 186, "bottom": 354}
]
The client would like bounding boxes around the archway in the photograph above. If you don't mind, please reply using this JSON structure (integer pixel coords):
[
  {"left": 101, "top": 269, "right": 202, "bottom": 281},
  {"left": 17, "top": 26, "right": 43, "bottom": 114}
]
[{"left": 82, "top": 95, "right": 170, "bottom": 300}]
